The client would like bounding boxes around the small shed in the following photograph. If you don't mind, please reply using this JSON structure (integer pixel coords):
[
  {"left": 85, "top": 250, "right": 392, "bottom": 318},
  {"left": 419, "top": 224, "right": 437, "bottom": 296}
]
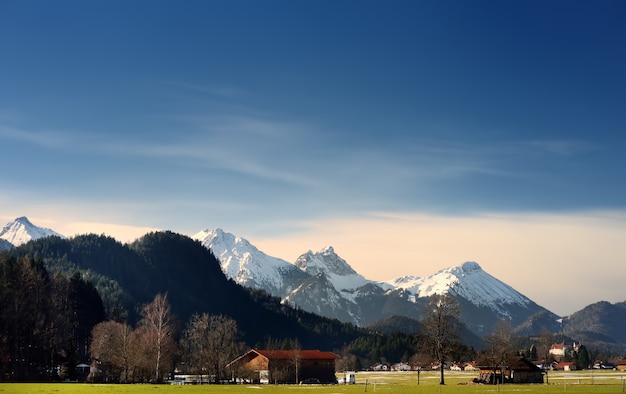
[
  {"left": 508, "top": 357, "right": 544, "bottom": 383},
  {"left": 476, "top": 357, "right": 543, "bottom": 384}
]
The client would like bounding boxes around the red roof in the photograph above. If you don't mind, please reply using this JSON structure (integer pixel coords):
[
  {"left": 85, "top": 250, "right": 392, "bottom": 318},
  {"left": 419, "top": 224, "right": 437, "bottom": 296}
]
[{"left": 254, "top": 349, "right": 339, "bottom": 360}]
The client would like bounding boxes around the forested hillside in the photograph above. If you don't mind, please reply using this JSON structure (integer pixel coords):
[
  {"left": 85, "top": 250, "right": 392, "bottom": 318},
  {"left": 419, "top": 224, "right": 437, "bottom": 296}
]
[
  {"left": 563, "top": 301, "right": 626, "bottom": 351},
  {"left": 10, "top": 232, "right": 364, "bottom": 348}
]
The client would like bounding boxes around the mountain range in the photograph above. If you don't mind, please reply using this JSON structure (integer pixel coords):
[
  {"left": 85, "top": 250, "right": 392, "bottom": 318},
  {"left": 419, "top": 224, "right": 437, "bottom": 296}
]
[
  {"left": 192, "top": 228, "right": 557, "bottom": 336},
  {"left": 3, "top": 217, "right": 626, "bottom": 350}
]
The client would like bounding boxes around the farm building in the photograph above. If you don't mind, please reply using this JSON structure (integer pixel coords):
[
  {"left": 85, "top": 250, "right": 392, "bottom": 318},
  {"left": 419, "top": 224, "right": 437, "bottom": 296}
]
[
  {"left": 226, "top": 349, "right": 339, "bottom": 384},
  {"left": 476, "top": 357, "right": 544, "bottom": 384}
]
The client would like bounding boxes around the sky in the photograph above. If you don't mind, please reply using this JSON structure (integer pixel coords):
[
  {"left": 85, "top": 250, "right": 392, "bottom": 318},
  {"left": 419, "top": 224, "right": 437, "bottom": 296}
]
[{"left": 1, "top": 1, "right": 625, "bottom": 317}]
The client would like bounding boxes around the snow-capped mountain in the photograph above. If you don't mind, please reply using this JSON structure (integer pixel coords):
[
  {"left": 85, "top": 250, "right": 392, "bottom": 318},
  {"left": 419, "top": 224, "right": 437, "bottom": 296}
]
[
  {"left": 0, "top": 216, "right": 65, "bottom": 247},
  {"left": 387, "top": 261, "right": 531, "bottom": 316},
  {"left": 385, "top": 261, "right": 555, "bottom": 334},
  {"left": 192, "top": 228, "right": 310, "bottom": 297},
  {"left": 295, "top": 247, "right": 370, "bottom": 293},
  {"left": 193, "top": 228, "right": 557, "bottom": 335}
]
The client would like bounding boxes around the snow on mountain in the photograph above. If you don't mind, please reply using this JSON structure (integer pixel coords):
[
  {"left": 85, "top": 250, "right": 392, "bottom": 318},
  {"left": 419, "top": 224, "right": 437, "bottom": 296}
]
[
  {"left": 294, "top": 246, "right": 370, "bottom": 292},
  {"left": 0, "top": 216, "right": 65, "bottom": 247},
  {"left": 193, "top": 228, "right": 555, "bottom": 333},
  {"left": 192, "top": 228, "right": 310, "bottom": 297},
  {"left": 387, "top": 261, "right": 532, "bottom": 317}
]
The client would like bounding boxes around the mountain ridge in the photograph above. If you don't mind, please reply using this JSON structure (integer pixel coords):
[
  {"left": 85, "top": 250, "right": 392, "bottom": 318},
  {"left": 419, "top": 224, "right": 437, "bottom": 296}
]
[{"left": 3, "top": 217, "right": 625, "bottom": 349}]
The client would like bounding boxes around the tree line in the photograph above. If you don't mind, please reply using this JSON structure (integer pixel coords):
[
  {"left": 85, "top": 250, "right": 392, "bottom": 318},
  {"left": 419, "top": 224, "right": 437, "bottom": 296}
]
[
  {"left": 0, "top": 252, "right": 104, "bottom": 381},
  {"left": 90, "top": 293, "right": 244, "bottom": 383}
]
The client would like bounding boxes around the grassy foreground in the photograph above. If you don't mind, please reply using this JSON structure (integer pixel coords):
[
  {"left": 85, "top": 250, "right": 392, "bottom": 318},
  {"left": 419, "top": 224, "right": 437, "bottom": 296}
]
[{"left": 1, "top": 371, "right": 626, "bottom": 394}]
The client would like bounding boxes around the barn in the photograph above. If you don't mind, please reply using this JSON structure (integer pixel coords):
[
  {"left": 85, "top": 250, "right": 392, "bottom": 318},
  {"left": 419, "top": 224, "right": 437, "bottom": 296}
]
[
  {"left": 227, "top": 349, "right": 339, "bottom": 384},
  {"left": 476, "top": 357, "right": 544, "bottom": 384}
]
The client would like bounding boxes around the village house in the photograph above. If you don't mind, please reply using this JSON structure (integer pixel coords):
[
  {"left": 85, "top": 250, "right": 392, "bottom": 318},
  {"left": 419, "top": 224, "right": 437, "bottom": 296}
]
[
  {"left": 617, "top": 360, "right": 626, "bottom": 372},
  {"left": 390, "top": 362, "right": 411, "bottom": 371},
  {"left": 226, "top": 349, "right": 339, "bottom": 384},
  {"left": 449, "top": 362, "right": 463, "bottom": 371},
  {"left": 369, "top": 363, "right": 389, "bottom": 371},
  {"left": 464, "top": 362, "right": 478, "bottom": 372},
  {"left": 555, "top": 361, "right": 576, "bottom": 371},
  {"left": 549, "top": 342, "right": 570, "bottom": 359}
]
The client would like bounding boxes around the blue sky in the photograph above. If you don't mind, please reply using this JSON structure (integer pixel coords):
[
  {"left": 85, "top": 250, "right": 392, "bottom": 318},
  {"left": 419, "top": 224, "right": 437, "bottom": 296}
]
[{"left": 1, "top": 1, "right": 625, "bottom": 315}]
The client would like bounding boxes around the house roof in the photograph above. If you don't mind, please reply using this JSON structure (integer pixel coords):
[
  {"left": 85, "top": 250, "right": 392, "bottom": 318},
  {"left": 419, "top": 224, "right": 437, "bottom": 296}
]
[
  {"left": 253, "top": 349, "right": 339, "bottom": 360},
  {"left": 226, "top": 348, "right": 340, "bottom": 370},
  {"left": 509, "top": 357, "right": 542, "bottom": 371}
]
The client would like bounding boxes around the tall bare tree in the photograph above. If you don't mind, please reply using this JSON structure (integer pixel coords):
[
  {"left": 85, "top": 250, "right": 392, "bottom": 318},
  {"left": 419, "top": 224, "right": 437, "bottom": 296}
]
[
  {"left": 181, "top": 313, "right": 211, "bottom": 382},
  {"left": 419, "top": 293, "right": 460, "bottom": 385},
  {"left": 138, "top": 293, "right": 177, "bottom": 383},
  {"left": 181, "top": 313, "right": 240, "bottom": 382},
  {"left": 484, "top": 320, "right": 514, "bottom": 384},
  {"left": 206, "top": 314, "right": 240, "bottom": 382}
]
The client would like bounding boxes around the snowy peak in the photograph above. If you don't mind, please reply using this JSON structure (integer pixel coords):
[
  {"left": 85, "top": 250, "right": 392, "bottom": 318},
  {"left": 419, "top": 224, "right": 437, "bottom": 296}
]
[
  {"left": 294, "top": 246, "right": 369, "bottom": 291},
  {"left": 295, "top": 246, "right": 357, "bottom": 276},
  {"left": 192, "top": 228, "right": 309, "bottom": 297},
  {"left": 389, "top": 261, "right": 531, "bottom": 314},
  {"left": 0, "top": 216, "right": 65, "bottom": 247}
]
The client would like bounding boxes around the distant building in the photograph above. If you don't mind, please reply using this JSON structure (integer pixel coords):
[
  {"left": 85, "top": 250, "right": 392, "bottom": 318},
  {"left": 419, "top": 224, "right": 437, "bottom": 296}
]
[
  {"left": 549, "top": 342, "right": 571, "bottom": 359},
  {"left": 450, "top": 362, "right": 463, "bottom": 371},
  {"left": 369, "top": 363, "right": 389, "bottom": 371},
  {"left": 391, "top": 362, "right": 411, "bottom": 371},
  {"left": 555, "top": 362, "right": 576, "bottom": 371}
]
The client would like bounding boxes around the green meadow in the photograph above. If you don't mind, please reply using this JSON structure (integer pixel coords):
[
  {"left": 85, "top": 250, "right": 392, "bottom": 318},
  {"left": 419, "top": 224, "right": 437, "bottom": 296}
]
[{"left": 2, "top": 371, "right": 626, "bottom": 394}]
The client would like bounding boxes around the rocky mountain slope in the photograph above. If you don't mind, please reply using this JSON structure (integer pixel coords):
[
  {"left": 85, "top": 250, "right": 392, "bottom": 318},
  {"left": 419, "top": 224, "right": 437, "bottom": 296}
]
[{"left": 0, "top": 238, "right": 11, "bottom": 251}]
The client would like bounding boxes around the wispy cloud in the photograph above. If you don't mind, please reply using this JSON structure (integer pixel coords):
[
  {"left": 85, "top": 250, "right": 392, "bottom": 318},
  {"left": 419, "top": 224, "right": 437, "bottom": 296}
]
[
  {"left": 525, "top": 139, "right": 599, "bottom": 156},
  {"left": 0, "top": 125, "right": 71, "bottom": 148}
]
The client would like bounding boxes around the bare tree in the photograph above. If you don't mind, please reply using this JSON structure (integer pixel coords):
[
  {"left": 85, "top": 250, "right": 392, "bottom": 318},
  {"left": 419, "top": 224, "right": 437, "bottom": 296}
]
[
  {"left": 419, "top": 293, "right": 461, "bottom": 385},
  {"left": 288, "top": 339, "right": 302, "bottom": 384},
  {"left": 138, "top": 293, "right": 177, "bottom": 383},
  {"left": 181, "top": 313, "right": 210, "bottom": 382},
  {"left": 182, "top": 313, "right": 241, "bottom": 383},
  {"left": 206, "top": 314, "right": 240, "bottom": 382},
  {"left": 484, "top": 320, "right": 514, "bottom": 384},
  {"left": 90, "top": 320, "right": 138, "bottom": 382}
]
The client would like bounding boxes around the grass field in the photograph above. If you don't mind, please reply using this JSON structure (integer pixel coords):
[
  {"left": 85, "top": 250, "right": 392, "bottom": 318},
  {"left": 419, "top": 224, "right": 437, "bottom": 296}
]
[{"left": 1, "top": 371, "right": 626, "bottom": 394}]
